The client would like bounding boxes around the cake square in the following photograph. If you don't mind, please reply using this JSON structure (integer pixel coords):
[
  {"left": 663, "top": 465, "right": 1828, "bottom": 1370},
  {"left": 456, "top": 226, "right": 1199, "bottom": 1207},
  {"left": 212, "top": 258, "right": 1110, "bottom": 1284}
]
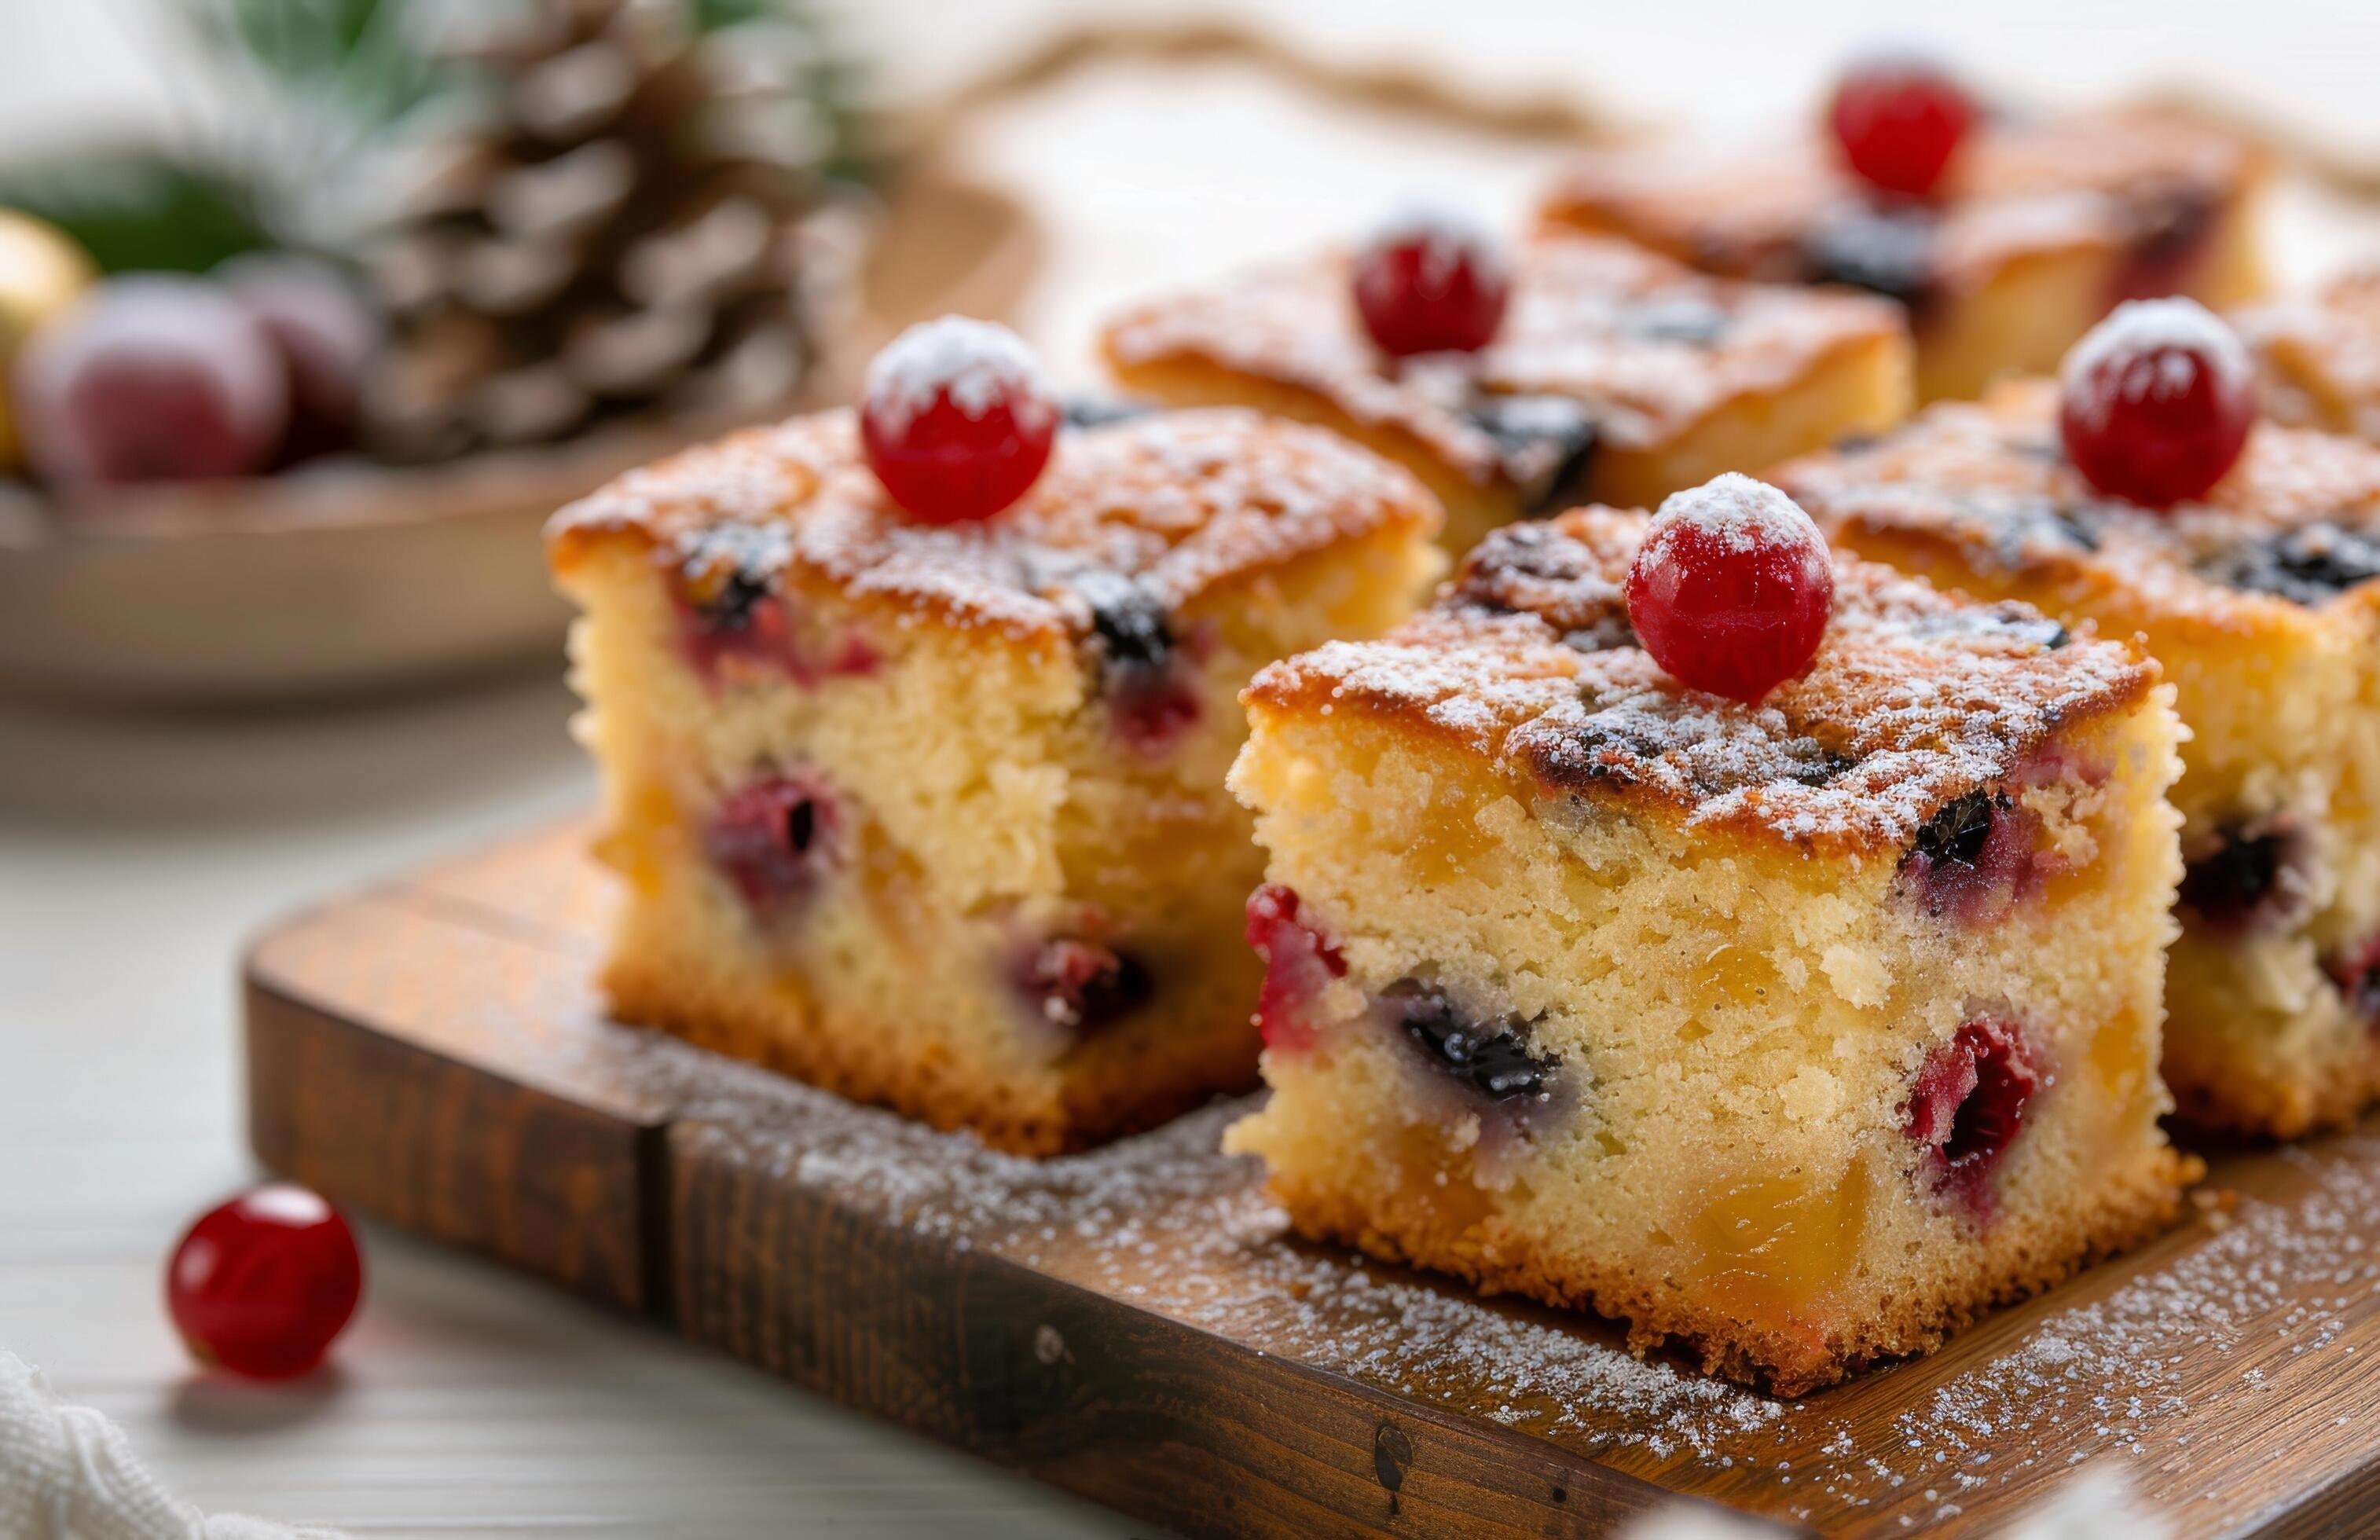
[
  {"left": 2237, "top": 270, "right": 2380, "bottom": 442},
  {"left": 1774, "top": 380, "right": 2380, "bottom": 1137},
  {"left": 1098, "top": 233, "right": 1911, "bottom": 556},
  {"left": 1224, "top": 501, "right": 2195, "bottom": 1394},
  {"left": 548, "top": 405, "right": 1443, "bottom": 1154},
  {"left": 1542, "top": 110, "right": 2268, "bottom": 404}
]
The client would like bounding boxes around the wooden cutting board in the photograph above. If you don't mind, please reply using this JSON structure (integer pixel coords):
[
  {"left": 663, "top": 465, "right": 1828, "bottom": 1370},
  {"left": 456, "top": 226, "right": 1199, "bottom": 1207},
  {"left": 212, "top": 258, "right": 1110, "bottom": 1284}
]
[{"left": 243, "top": 819, "right": 2380, "bottom": 1538}]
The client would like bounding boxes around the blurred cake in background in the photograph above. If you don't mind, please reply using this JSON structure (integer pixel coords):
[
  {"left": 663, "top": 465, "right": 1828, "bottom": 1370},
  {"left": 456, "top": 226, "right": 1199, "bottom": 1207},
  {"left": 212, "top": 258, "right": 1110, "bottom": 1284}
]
[
  {"left": 1542, "top": 60, "right": 2268, "bottom": 403},
  {"left": 1102, "top": 212, "right": 1910, "bottom": 554}
]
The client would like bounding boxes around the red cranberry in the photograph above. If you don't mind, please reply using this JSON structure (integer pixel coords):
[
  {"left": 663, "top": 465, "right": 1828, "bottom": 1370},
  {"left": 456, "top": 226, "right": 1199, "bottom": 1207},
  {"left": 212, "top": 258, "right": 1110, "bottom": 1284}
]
[
  {"left": 707, "top": 775, "right": 837, "bottom": 912},
  {"left": 1245, "top": 883, "right": 1345, "bottom": 1053},
  {"left": 15, "top": 274, "right": 288, "bottom": 486},
  {"left": 1826, "top": 57, "right": 1977, "bottom": 200},
  {"left": 676, "top": 564, "right": 878, "bottom": 688},
  {"left": 2059, "top": 298, "right": 2256, "bottom": 508},
  {"left": 216, "top": 252, "right": 381, "bottom": 464},
  {"left": 166, "top": 1184, "right": 362, "bottom": 1380},
  {"left": 1903, "top": 1018, "right": 2039, "bottom": 1215},
  {"left": 860, "top": 316, "right": 1057, "bottom": 524},
  {"left": 1624, "top": 474, "right": 1835, "bottom": 703},
  {"left": 1018, "top": 938, "right": 1152, "bottom": 1035},
  {"left": 1351, "top": 205, "right": 1510, "bottom": 357}
]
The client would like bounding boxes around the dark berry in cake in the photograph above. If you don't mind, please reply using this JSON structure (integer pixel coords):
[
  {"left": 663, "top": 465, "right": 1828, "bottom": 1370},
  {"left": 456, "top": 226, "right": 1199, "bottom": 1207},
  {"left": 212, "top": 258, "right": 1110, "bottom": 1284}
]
[
  {"left": 2059, "top": 298, "right": 2255, "bottom": 508},
  {"left": 2202, "top": 522, "right": 2380, "bottom": 605},
  {"left": 2180, "top": 820, "right": 2297, "bottom": 932},
  {"left": 708, "top": 775, "right": 837, "bottom": 912},
  {"left": 1799, "top": 203, "right": 1938, "bottom": 313},
  {"left": 860, "top": 316, "right": 1058, "bottom": 524},
  {"left": 1379, "top": 977, "right": 1555, "bottom": 1102},
  {"left": 1060, "top": 394, "right": 1154, "bottom": 428},
  {"left": 1826, "top": 57, "right": 1977, "bottom": 200},
  {"left": 2114, "top": 184, "right": 2219, "bottom": 304},
  {"left": 167, "top": 1183, "right": 362, "bottom": 1380},
  {"left": 1465, "top": 394, "right": 1599, "bottom": 515},
  {"left": 1903, "top": 1018, "right": 2038, "bottom": 1215},
  {"left": 1900, "top": 790, "right": 2038, "bottom": 924},
  {"left": 1623, "top": 474, "right": 1835, "bottom": 703},
  {"left": 1078, "top": 570, "right": 1202, "bottom": 752},
  {"left": 1246, "top": 884, "right": 1344, "bottom": 1052},
  {"left": 1018, "top": 938, "right": 1153, "bottom": 1034},
  {"left": 1351, "top": 204, "right": 1510, "bottom": 358}
]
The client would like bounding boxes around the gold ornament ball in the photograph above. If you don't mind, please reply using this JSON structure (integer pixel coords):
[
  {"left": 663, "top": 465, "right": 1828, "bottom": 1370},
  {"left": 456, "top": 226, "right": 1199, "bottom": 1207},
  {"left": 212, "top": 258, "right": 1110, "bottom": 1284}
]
[{"left": 0, "top": 210, "right": 98, "bottom": 471}]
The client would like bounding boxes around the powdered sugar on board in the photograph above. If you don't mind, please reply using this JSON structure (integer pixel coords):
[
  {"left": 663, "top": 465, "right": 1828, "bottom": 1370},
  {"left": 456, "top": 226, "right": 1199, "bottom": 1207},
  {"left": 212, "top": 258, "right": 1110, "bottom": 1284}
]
[{"left": 569, "top": 1018, "right": 2380, "bottom": 1531}]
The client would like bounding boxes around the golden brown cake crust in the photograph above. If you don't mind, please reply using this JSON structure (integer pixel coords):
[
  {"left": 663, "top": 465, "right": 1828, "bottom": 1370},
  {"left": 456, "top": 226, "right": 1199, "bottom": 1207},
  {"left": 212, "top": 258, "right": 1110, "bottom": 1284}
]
[
  {"left": 548, "top": 406, "right": 1440, "bottom": 641},
  {"left": 1244, "top": 505, "right": 2155, "bottom": 856},
  {"left": 1265, "top": 1142, "right": 2201, "bottom": 1398},
  {"left": 1773, "top": 379, "right": 2380, "bottom": 632},
  {"left": 1099, "top": 234, "right": 1902, "bottom": 490},
  {"left": 1543, "top": 110, "right": 2261, "bottom": 293},
  {"left": 2238, "top": 269, "right": 2380, "bottom": 435}
]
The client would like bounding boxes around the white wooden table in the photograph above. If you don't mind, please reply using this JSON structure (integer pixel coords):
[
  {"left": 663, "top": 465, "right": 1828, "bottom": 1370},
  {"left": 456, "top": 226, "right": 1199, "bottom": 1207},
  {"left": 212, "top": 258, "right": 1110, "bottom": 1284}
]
[{"left": 6, "top": 0, "right": 2380, "bottom": 1533}]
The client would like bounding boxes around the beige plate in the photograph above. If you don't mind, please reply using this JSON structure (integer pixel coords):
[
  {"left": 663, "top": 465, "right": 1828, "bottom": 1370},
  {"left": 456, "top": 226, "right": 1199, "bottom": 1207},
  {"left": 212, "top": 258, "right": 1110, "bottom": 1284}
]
[{"left": 0, "top": 168, "right": 1041, "bottom": 708}]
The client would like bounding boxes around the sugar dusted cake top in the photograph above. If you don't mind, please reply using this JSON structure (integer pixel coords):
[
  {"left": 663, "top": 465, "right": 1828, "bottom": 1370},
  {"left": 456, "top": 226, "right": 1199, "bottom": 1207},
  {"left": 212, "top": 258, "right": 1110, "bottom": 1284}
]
[
  {"left": 2238, "top": 269, "right": 2380, "bottom": 434},
  {"left": 1245, "top": 505, "right": 2154, "bottom": 855},
  {"left": 1776, "top": 379, "right": 2380, "bottom": 620},
  {"left": 548, "top": 406, "right": 1439, "bottom": 640},
  {"left": 1543, "top": 110, "right": 2257, "bottom": 289},
  {"left": 1100, "top": 234, "right": 1901, "bottom": 490}
]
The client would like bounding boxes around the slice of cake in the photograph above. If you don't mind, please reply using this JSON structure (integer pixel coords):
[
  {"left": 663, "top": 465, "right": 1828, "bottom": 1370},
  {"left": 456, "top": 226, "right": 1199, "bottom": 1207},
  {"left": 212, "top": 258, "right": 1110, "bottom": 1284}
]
[
  {"left": 1542, "top": 95, "right": 2267, "bottom": 404},
  {"left": 1099, "top": 221, "right": 1911, "bottom": 556},
  {"left": 2237, "top": 269, "right": 2380, "bottom": 442},
  {"left": 549, "top": 319, "right": 1443, "bottom": 1154},
  {"left": 1774, "top": 337, "right": 2380, "bottom": 1138},
  {"left": 1225, "top": 479, "right": 2195, "bottom": 1395}
]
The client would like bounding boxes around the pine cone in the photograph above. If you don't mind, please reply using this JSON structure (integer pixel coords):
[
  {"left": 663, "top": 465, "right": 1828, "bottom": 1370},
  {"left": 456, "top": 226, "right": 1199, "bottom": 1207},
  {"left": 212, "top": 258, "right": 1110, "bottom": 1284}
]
[{"left": 360, "top": 0, "right": 861, "bottom": 461}]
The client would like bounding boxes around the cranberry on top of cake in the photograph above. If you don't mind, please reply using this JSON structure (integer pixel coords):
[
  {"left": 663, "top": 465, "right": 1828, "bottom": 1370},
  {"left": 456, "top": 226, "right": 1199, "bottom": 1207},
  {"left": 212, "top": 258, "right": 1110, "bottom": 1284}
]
[
  {"left": 552, "top": 402, "right": 1439, "bottom": 659},
  {"left": 1100, "top": 227, "right": 1909, "bottom": 548},
  {"left": 1249, "top": 490, "right": 2150, "bottom": 860}
]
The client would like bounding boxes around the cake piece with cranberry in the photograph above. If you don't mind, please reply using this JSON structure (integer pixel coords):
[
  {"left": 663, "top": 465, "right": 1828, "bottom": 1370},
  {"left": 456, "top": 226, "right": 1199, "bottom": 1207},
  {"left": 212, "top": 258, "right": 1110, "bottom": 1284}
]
[
  {"left": 1099, "top": 212, "right": 1911, "bottom": 556},
  {"left": 1542, "top": 60, "right": 2267, "bottom": 404},
  {"left": 1226, "top": 476, "right": 2195, "bottom": 1395},
  {"left": 1774, "top": 302, "right": 2380, "bottom": 1138},
  {"left": 549, "top": 318, "right": 1443, "bottom": 1154}
]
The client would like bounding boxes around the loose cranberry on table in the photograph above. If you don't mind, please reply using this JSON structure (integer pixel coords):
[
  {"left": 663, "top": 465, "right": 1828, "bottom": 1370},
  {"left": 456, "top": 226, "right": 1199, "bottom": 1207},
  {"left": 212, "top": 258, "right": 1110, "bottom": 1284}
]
[
  {"left": 2059, "top": 297, "right": 2256, "bottom": 508},
  {"left": 860, "top": 315, "right": 1058, "bottom": 523},
  {"left": 1625, "top": 474, "right": 1836, "bottom": 704},
  {"left": 1827, "top": 57, "right": 1977, "bottom": 200},
  {"left": 1351, "top": 204, "right": 1510, "bottom": 357},
  {"left": 14, "top": 274, "right": 289, "bottom": 486},
  {"left": 167, "top": 1183, "right": 362, "bottom": 1380}
]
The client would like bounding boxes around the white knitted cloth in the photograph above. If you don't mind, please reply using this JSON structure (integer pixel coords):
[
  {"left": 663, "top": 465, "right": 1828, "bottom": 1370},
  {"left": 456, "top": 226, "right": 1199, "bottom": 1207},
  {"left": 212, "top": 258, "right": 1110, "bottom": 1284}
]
[{"left": 0, "top": 1354, "right": 347, "bottom": 1540}]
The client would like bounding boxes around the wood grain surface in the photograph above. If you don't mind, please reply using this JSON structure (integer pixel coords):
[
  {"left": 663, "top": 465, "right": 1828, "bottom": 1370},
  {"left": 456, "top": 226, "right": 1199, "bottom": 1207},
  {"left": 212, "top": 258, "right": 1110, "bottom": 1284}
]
[{"left": 244, "top": 819, "right": 2380, "bottom": 1538}]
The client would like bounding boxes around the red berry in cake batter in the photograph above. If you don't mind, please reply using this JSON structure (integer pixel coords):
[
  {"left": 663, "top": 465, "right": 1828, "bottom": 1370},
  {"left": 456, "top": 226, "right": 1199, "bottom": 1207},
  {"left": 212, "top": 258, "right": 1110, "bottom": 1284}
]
[
  {"left": 860, "top": 316, "right": 1057, "bottom": 523},
  {"left": 166, "top": 1184, "right": 362, "bottom": 1379},
  {"left": 1826, "top": 57, "right": 1976, "bottom": 199},
  {"left": 2059, "top": 298, "right": 2255, "bottom": 508},
  {"left": 1624, "top": 474, "right": 1835, "bottom": 703},
  {"left": 1902, "top": 1018, "right": 2040, "bottom": 1216},
  {"left": 708, "top": 775, "right": 837, "bottom": 911},
  {"left": 1245, "top": 884, "right": 1344, "bottom": 1052},
  {"left": 1351, "top": 204, "right": 1510, "bottom": 357}
]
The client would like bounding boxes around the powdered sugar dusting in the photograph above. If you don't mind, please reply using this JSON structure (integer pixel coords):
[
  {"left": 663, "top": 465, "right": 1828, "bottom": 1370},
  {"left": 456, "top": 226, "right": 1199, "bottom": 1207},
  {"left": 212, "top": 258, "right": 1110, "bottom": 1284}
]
[
  {"left": 551, "top": 1013, "right": 2380, "bottom": 1531},
  {"left": 863, "top": 315, "right": 1055, "bottom": 435},
  {"left": 1648, "top": 472, "right": 1825, "bottom": 556},
  {"left": 2059, "top": 299, "right": 2253, "bottom": 432},
  {"left": 1248, "top": 505, "right": 2149, "bottom": 853},
  {"left": 1360, "top": 199, "right": 1509, "bottom": 292}
]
